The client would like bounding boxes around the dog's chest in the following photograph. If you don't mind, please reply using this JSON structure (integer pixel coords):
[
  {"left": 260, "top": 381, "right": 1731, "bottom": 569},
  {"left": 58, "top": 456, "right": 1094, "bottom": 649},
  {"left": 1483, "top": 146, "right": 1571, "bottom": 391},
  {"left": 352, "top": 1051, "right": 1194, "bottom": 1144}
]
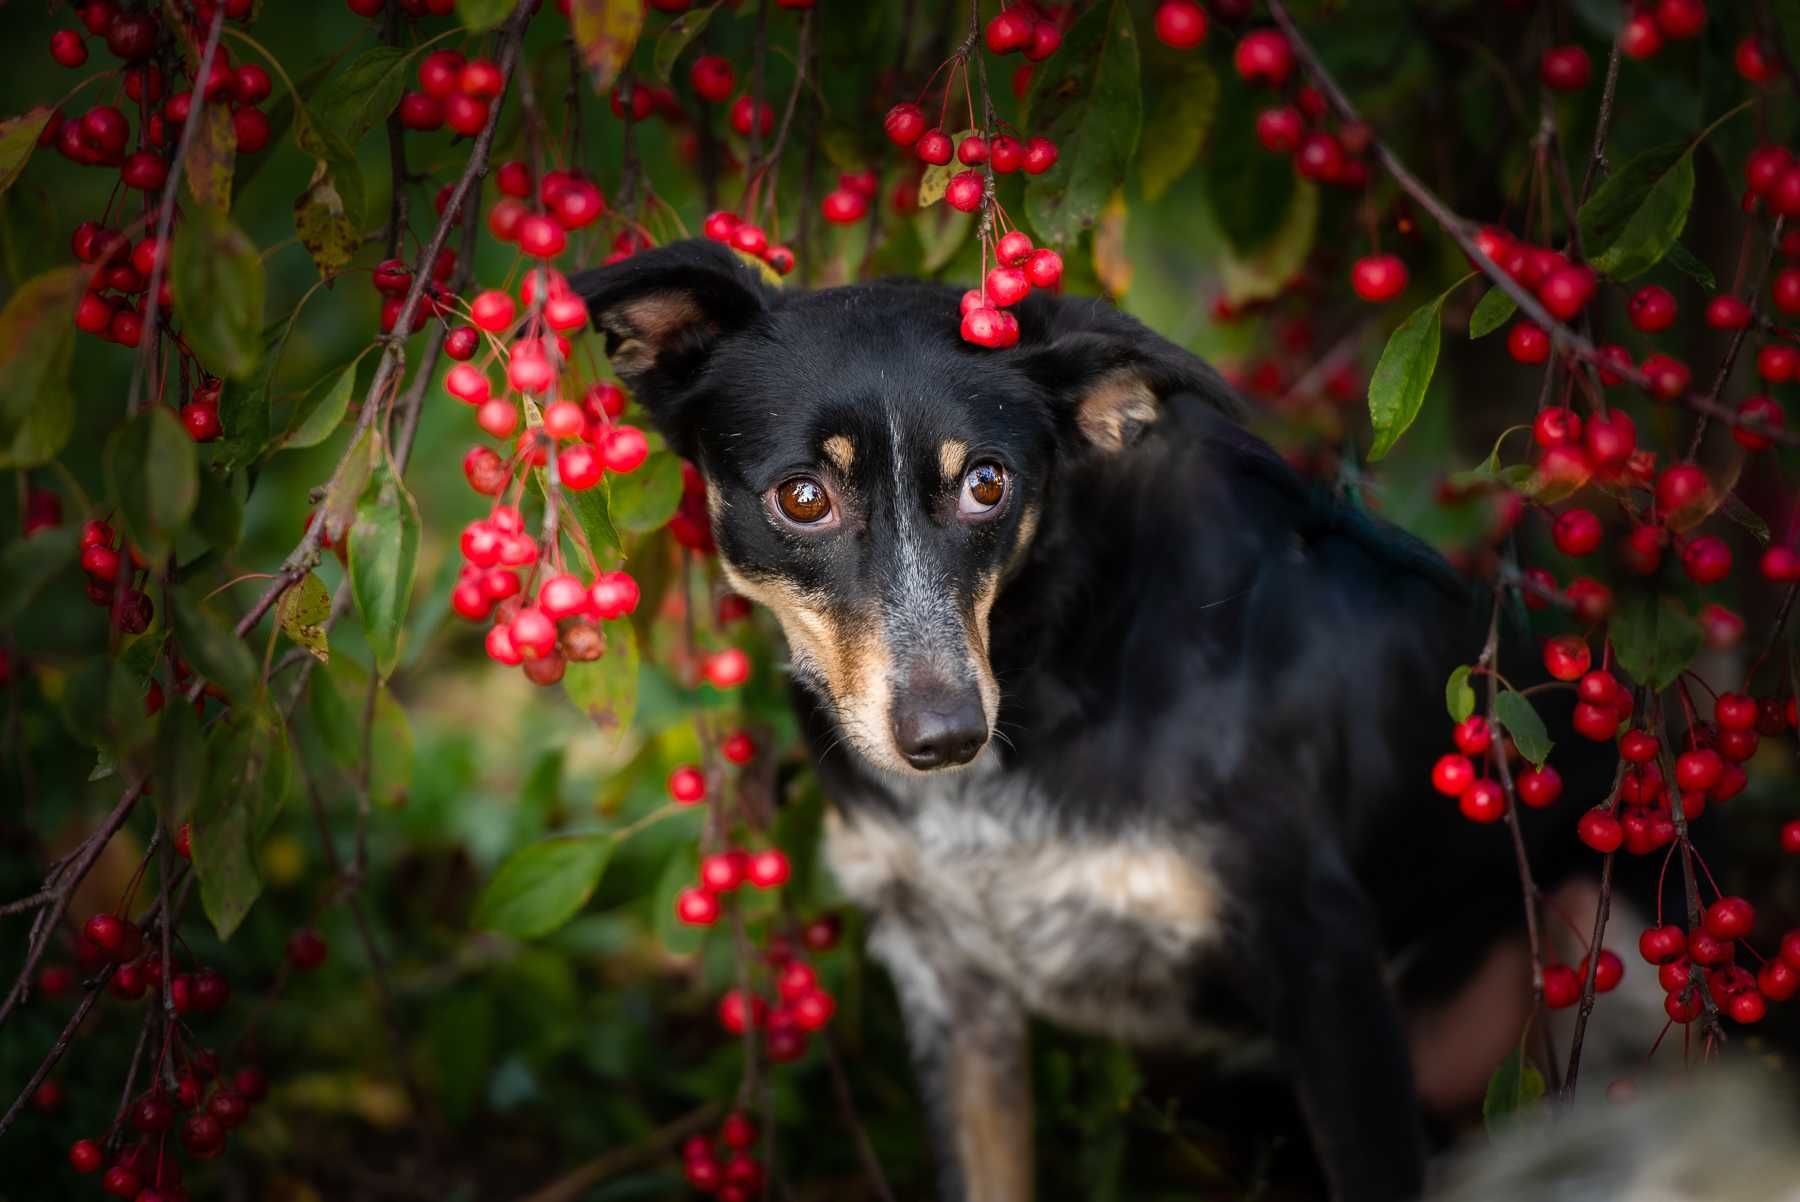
[{"left": 824, "top": 772, "right": 1228, "bottom": 1044}]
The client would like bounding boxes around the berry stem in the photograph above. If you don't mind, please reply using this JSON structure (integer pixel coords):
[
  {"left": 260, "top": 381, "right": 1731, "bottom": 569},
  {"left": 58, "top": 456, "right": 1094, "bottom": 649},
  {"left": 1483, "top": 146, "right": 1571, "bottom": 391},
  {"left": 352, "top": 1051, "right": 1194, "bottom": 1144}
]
[{"left": 1560, "top": 758, "right": 1627, "bottom": 1101}]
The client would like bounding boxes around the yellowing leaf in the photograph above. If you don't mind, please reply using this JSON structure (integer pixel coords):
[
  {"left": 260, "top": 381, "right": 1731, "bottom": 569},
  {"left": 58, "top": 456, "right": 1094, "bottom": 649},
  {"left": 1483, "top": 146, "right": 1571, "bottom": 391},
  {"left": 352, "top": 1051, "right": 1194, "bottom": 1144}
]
[{"left": 571, "top": 0, "right": 645, "bottom": 93}]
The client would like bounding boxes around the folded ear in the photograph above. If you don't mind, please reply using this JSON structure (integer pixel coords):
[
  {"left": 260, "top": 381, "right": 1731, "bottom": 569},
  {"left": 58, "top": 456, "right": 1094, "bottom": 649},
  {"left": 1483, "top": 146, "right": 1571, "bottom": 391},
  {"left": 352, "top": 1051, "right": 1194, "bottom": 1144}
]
[
  {"left": 1014, "top": 295, "right": 1242, "bottom": 452},
  {"left": 571, "top": 239, "right": 773, "bottom": 457}
]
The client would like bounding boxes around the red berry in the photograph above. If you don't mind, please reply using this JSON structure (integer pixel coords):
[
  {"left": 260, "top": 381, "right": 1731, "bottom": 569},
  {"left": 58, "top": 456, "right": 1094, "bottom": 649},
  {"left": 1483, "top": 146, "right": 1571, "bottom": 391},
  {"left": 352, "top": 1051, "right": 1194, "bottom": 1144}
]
[
  {"left": 1763, "top": 546, "right": 1800, "bottom": 582},
  {"left": 1704, "top": 896, "right": 1755, "bottom": 941},
  {"left": 1452, "top": 715, "right": 1491, "bottom": 756},
  {"left": 1430, "top": 753, "right": 1474, "bottom": 797},
  {"left": 1506, "top": 321, "right": 1550, "bottom": 364},
  {"left": 1627, "top": 284, "right": 1677, "bottom": 332},
  {"left": 601, "top": 425, "right": 649, "bottom": 473},
  {"left": 1254, "top": 106, "right": 1303, "bottom": 154},
  {"left": 1655, "top": 463, "right": 1709, "bottom": 519},
  {"left": 747, "top": 848, "right": 790, "bottom": 888},
  {"left": 70, "top": 1138, "right": 103, "bottom": 1173},
  {"left": 1542, "top": 635, "right": 1591, "bottom": 682},
  {"left": 517, "top": 215, "right": 567, "bottom": 258},
  {"left": 669, "top": 765, "right": 706, "bottom": 804},
  {"left": 677, "top": 886, "right": 720, "bottom": 925},
  {"left": 691, "top": 54, "right": 734, "bottom": 102},
  {"left": 1459, "top": 779, "right": 1506, "bottom": 823},
  {"left": 1654, "top": 0, "right": 1705, "bottom": 39},
  {"left": 1021, "top": 136, "right": 1059, "bottom": 175},
  {"left": 1552, "top": 508, "right": 1602, "bottom": 556},
  {"left": 1516, "top": 764, "right": 1562, "bottom": 808},
  {"left": 1153, "top": 1, "right": 1208, "bottom": 50},
  {"left": 985, "top": 10, "right": 1033, "bottom": 54},
  {"left": 944, "top": 171, "right": 984, "bottom": 213},
  {"left": 1024, "top": 248, "right": 1063, "bottom": 289},
  {"left": 704, "top": 649, "right": 750, "bottom": 688},
  {"left": 821, "top": 187, "right": 869, "bottom": 224},
  {"left": 1295, "top": 131, "right": 1344, "bottom": 182},
  {"left": 1540, "top": 45, "right": 1592, "bottom": 91},
  {"left": 51, "top": 30, "right": 88, "bottom": 68},
  {"left": 1577, "top": 808, "right": 1624, "bottom": 853},
  {"left": 1706, "top": 294, "right": 1752, "bottom": 330},
  {"left": 914, "top": 128, "right": 953, "bottom": 166},
  {"left": 1621, "top": 11, "right": 1664, "bottom": 58},
  {"left": 1542, "top": 964, "right": 1580, "bottom": 1008},
  {"left": 722, "top": 731, "right": 756, "bottom": 764},
  {"left": 729, "top": 94, "right": 773, "bottom": 138},
  {"left": 1234, "top": 29, "right": 1293, "bottom": 86},
  {"left": 1674, "top": 748, "right": 1723, "bottom": 793},
  {"left": 1350, "top": 254, "right": 1407, "bottom": 303},
  {"left": 883, "top": 103, "right": 926, "bottom": 147}
]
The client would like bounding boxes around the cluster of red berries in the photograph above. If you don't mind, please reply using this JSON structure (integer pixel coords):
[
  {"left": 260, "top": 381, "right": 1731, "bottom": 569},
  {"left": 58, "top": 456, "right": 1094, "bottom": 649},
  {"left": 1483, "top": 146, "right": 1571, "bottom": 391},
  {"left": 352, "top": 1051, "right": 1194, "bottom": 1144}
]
[
  {"left": 1743, "top": 146, "right": 1800, "bottom": 319},
  {"left": 70, "top": 223, "right": 167, "bottom": 350},
  {"left": 453, "top": 503, "right": 643, "bottom": 685},
  {"left": 367, "top": 250, "right": 461, "bottom": 336},
  {"left": 1615, "top": 0, "right": 1712, "bottom": 62},
  {"left": 1243, "top": 30, "right": 1374, "bottom": 193},
  {"left": 489, "top": 163, "right": 609, "bottom": 257},
  {"left": 882, "top": 106, "right": 1061, "bottom": 183},
  {"left": 77, "top": 519, "right": 154, "bottom": 634},
  {"left": 958, "top": 230, "right": 1064, "bottom": 348},
  {"left": 1637, "top": 900, "right": 1798, "bottom": 1027},
  {"left": 681, "top": 1111, "right": 767, "bottom": 1201},
  {"left": 397, "top": 49, "right": 505, "bottom": 136},
  {"left": 346, "top": 0, "right": 453, "bottom": 17},
  {"left": 981, "top": 3, "right": 1065, "bottom": 62},
  {"left": 701, "top": 210, "right": 797, "bottom": 278},
  {"left": 1428, "top": 713, "right": 1558, "bottom": 824},
  {"left": 713, "top": 918, "right": 841, "bottom": 1068}
]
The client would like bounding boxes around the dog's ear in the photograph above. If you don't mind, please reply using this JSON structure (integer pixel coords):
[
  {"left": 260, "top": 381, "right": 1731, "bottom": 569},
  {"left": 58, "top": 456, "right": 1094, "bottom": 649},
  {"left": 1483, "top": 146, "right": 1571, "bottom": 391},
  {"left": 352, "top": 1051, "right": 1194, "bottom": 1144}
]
[
  {"left": 572, "top": 239, "right": 773, "bottom": 456},
  {"left": 1015, "top": 295, "right": 1241, "bottom": 452}
]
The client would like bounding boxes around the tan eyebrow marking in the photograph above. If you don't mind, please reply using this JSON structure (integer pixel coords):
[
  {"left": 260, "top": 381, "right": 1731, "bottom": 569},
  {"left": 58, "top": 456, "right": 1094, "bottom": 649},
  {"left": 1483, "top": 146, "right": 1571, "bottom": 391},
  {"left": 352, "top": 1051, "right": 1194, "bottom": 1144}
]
[
  {"left": 822, "top": 434, "right": 855, "bottom": 473},
  {"left": 938, "top": 438, "right": 969, "bottom": 481}
]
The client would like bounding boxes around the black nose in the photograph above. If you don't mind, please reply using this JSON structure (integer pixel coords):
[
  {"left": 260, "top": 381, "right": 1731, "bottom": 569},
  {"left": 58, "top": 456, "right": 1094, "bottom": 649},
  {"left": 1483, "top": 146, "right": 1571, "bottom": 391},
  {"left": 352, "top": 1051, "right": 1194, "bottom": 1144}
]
[{"left": 892, "top": 689, "right": 988, "bottom": 769}]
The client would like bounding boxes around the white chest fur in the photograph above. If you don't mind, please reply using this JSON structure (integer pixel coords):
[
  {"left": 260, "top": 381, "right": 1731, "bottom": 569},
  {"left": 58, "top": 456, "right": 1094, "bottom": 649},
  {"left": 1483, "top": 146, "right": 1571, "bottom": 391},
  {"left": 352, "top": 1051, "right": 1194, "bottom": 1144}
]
[{"left": 823, "top": 764, "right": 1227, "bottom": 1045}]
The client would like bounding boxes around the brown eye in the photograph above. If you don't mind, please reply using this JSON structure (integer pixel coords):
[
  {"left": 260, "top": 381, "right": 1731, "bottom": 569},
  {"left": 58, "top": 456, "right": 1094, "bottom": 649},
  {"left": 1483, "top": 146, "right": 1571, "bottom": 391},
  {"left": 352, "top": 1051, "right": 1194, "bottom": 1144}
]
[
  {"left": 777, "top": 476, "right": 832, "bottom": 524},
  {"left": 960, "top": 461, "right": 1006, "bottom": 516}
]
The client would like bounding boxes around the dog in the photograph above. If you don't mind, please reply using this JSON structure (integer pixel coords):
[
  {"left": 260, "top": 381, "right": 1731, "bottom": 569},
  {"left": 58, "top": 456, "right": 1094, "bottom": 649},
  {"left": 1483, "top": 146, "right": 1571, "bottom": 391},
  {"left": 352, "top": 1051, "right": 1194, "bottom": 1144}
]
[{"left": 575, "top": 239, "right": 1620, "bottom": 1201}]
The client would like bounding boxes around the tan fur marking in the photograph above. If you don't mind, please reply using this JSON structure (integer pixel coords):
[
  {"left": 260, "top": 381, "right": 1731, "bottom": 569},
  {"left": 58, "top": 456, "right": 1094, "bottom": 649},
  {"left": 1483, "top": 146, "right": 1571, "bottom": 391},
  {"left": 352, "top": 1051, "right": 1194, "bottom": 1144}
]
[
  {"left": 951, "top": 1051, "right": 1034, "bottom": 1202},
  {"left": 718, "top": 557, "right": 901, "bottom": 769},
  {"left": 599, "top": 292, "right": 709, "bottom": 375},
  {"left": 1077, "top": 370, "right": 1159, "bottom": 451},
  {"left": 822, "top": 434, "right": 855, "bottom": 473},
  {"left": 1037, "top": 844, "right": 1222, "bottom": 938},
  {"left": 938, "top": 438, "right": 969, "bottom": 481}
]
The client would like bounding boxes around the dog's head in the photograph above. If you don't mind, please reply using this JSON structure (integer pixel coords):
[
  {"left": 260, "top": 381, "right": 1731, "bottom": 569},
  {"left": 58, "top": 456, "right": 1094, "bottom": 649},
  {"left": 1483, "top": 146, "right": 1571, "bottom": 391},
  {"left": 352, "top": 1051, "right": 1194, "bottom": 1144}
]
[{"left": 576, "top": 239, "right": 1228, "bottom": 775}]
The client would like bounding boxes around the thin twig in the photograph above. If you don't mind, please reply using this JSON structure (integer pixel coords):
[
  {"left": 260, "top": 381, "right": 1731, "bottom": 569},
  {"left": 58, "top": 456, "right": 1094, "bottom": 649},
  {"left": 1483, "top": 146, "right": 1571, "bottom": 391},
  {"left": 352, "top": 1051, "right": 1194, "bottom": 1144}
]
[
  {"left": 1561, "top": 756, "right": 1628, "bottom": 1100},
  {"left": 125, "top": 5, "right": 228, "bottom": 417},
  {"left": 821, "top": 1028, "right": 900, "bottom": 1202}
]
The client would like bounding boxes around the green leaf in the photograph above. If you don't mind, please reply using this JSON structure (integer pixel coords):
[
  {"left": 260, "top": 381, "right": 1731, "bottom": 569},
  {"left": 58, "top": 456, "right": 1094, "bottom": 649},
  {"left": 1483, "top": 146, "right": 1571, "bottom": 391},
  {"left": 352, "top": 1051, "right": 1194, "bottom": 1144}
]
[
  {"left": 558, "top": 469, "right": 621, "bottom": 552},
  {"left": 473, "top": 835, "right": 613, "bottom": 939},
  {"left": 171, "top": 205, "right": 265, "bottom": 381},
  {"left": 169, "top": 588, "right": 259, "bottom": 702},
  {"left": 570, "top": 0, "right": 645, "bottom": 91},
  {"left": 105, "top": 408, "right": 197, "bottom": 561},
  {"left": 0, "top": 527, "right": 78, "bottom": 628},
  {"left": 310, "top": 45, "right": 412, "bottom": 147},
  {"left": 562, "top": 618, "right": 638, "bottom": 736},
  {"left": 1610, "top": 595, "right": 1701, "bottom": 690},
  {"left": 306, "top": 659, "right": 413, "bottom": 806},
  {"left": 650, "top": 841, "right": 704, "bottom": 955},
  {"left": 0, "top": 267, "right": 82, "bottom": 469},
  {"left": 1367, "top": 292, "right": 1447, "bottom": 460},
  {"left": 1578, "top": 142, "right": 1694, "bottom": 281},
  {"left": 1218, "top": 178, "right": 1316, "bottom": 306},
  {"left": 1468, "top": 287, "right": 1517, "bottom": 339},
  {"left": 319, "top": 423, "right": 376, "bottom": 547},
  {"left": 1482, "top": 1046, "right": 1546, "bottom": 1131},
  {"left": 1663, "top": 241, "right": 1716, "bottom": 292},
  {"left": 1720, "top": 493, "right": 1771, "bottom": 545},
  {"left": 609, "top": 451, "right": 684, "bottom": 534},
  {"left": 0, "top": 108, "right": 53, "bottom": 197},
  {"left": 1138, "top": 63, "right": 1217, "bottom": 201},
  {"left": 192, "top": 792, "right": 260, "bottom": 941},
  {"left": 183, "top": 104, "right": 236, "bottom": 212},
  {"left": 424, "top": 989, "right": 495, "bottom": 1126},
  {"left": 368, "top": 685, "right": 413, "bottom": 807},
  {"left": 1445, "top": 665, "right": 1475, "bottom": 724},
  {"left": 1203, "top": 76, "right": 1295, "bottom": 253},
  {"left": 152, "top": 699, "right": 206, "bottom": 829},
  {"left": 286, "top": 363, "right": 357, "bottom": 450},
  {"left": 278, "top": 572, "right": 332, "bottom": 663},
  {"left": 349, "top": 451, "right": 421, "bottom": 679},
  {"left": 194, "top": 696, "right": 291, "bottom": 939},
  {"left": 193, "top": 467, "right": 244, "bottom": 553},
  {"left": 456, "top": 0, "right": 514, "bottom": 30},
  {"left": 1492, "top": 690, "right": 1552, "bottom": 769},
  {"left": 1022, "top": 0, "right": 1143, "bottom": 248},
  {"left": 294, "top": 165, "right": 359, "bottom": 277},
  {"left": 653, "top": 2, "right": 718, "bottom": 83}
]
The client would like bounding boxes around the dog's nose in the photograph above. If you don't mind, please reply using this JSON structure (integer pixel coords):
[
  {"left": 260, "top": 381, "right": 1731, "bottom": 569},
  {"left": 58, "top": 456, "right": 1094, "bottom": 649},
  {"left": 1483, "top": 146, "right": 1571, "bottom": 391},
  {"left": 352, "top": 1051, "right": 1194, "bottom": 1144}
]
[{"left": 892, "top": 690, "right": 988, "bottom": 769}]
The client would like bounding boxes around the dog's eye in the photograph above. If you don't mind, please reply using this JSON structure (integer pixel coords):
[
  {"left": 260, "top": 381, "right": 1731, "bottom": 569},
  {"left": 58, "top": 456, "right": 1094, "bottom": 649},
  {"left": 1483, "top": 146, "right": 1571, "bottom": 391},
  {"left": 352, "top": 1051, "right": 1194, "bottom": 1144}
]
[
  {"left": 960, "top": 461, "right": 1007, "bottom": 516},
  {"left": 776, "top": 476, "right": 832, "bottom": 524}
]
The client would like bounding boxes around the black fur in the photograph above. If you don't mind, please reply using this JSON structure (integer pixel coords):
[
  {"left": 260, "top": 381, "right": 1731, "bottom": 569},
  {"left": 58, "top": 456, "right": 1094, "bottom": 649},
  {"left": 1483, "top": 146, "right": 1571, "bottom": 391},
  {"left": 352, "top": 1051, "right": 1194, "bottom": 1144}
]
[{"left": 575, "top": 241, "right": 1615, "bottom": 1202}]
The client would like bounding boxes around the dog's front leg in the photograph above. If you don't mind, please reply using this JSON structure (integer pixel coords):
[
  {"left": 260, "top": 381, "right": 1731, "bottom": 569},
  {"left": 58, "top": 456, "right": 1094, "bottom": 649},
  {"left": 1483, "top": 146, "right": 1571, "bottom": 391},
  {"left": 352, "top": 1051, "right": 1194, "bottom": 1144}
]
[
  {"left": 870, "top": 916, "right": 1033, "bottom": 1202},
  {"left": 1234, "top": 849, "right": 1426, "bottom": 1202}
]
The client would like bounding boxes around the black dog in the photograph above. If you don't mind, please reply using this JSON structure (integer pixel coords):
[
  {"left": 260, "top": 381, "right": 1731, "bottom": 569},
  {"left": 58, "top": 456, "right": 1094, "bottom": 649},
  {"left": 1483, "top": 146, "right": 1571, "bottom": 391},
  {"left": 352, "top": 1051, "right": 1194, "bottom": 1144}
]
[{"left": 577, "top": 240, "right": 1595, "bottom": 1202}]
